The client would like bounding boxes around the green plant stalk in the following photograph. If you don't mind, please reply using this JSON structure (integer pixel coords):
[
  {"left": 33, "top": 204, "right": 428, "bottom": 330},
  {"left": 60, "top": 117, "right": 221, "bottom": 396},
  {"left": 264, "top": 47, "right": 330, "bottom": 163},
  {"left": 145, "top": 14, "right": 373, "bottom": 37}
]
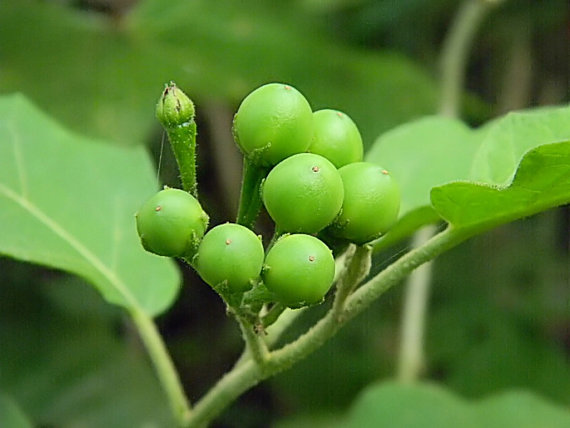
[
  {"left": 261, "top": 302, "right": 286, "bottom": 329},
  {"left": 439, "top": 0, "right": 493, "bottom": 118},
  {"left": 184, "top": 226, "right": 469, "bottom": 427},
  {"left": 332, "top": 244, "right": 372, "bottom": 316},
  {"left": 237, "top": 316, "right": 270, "bottom": 367},
  {"left": 263, "top": 306, "right": 307, "bottom": 349},
  {"left": 130, "top": 307, "right": 191, "bottom": 425},
  {"left": 236, "top": 158, "right": 269, "bottom": 228},
  {"left": 397, "top": 225, "right": 437, "bottom": 382},
  {"left": 397, "top": 0, "right": 497, "bottom": 383},
  {"left": 166, "top": 121, "right": 199, "bottom": 197}
]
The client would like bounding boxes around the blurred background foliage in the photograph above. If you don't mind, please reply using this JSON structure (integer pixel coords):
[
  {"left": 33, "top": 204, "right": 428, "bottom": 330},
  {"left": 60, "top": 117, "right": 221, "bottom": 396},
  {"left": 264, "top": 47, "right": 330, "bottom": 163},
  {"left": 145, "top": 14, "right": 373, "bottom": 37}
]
[{"left": 0, "top": 0, "right": 568, "bottom": 426}]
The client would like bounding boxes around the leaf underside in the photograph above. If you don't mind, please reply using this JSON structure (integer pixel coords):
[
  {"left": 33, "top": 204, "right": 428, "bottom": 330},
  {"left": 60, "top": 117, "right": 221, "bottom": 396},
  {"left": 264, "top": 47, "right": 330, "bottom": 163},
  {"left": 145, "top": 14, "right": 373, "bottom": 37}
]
[{"left": 0, "top": 94, "right": 180, "bottom": 316}]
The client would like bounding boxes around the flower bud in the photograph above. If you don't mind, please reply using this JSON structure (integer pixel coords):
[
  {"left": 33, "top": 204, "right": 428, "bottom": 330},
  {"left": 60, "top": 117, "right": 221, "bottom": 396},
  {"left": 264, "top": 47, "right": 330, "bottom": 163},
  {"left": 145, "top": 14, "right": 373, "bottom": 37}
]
[{"left": 156, "top": 82, "right": 195, "bottom": 128}]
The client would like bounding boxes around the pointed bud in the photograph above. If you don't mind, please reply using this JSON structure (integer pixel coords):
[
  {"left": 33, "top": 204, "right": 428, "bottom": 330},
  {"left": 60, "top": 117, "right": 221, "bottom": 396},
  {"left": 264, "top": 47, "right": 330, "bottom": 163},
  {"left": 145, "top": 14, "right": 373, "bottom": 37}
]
[{"left": 156, "top": 82, "right": 195, "bottom": 128}]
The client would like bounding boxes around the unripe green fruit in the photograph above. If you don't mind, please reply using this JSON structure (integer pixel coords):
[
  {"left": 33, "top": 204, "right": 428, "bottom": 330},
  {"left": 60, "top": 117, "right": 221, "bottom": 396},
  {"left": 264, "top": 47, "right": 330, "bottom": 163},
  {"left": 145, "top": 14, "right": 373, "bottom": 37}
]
[
  {"left": 262, "top": 153, "right": 344, "bottom": 233},
  {"left": 330, "top": 162, "right": 400, "bottom": 244},
  {"left": 308, "top": 109, "right": 363, "bottom": 168},
  {"left": 263, "top": 234, "right": 335, "bottom": 307},
  {"left": 136, "top": 188, "right": 208, "bottom": 257},
  {"left": 233, "top": 83, "right": 313, "bottom": 166},
  {"left": 196, "top": 223, "right": 264, "bottom": 293}
]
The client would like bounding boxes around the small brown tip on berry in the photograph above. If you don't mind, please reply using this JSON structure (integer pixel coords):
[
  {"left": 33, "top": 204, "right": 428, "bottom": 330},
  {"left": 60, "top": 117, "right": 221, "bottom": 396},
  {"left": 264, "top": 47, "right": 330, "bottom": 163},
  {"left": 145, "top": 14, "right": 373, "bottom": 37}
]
[
  {"left": 312, "top": 166, "right": 320, "bottom": 173},
  {"left": 308, "top": 255, "right": 315, "bottom": 262},
  {"left": 155, "top": 205, "right": 162, "bottom": 212},
  {"left": 382, "top": 169, "right": 389, "bottom": 175},
  {"left": 284, "top": 85, "right": 291, "bottom": 90},
  {"left": 225, "top": 239, "right": 232, "bottom": 245},
  {"left": 337, "top": 111, "right": 343, "bottom": 117}
]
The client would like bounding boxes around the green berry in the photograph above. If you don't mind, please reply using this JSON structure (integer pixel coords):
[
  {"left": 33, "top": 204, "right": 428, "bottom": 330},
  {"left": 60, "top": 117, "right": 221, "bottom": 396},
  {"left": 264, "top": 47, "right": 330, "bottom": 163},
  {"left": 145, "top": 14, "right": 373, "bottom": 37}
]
[
  {"left": 262, "top": 153, "right": 344, "bottom": 233},
  {"left": 196, "top": 223, "right": 264, "bottom": 293},
  {"left": 308, "top": 109, "right": 363, "bottom": 168},
  {"left": 233, "top": 83, "right": 313, "bottom": 166},
  {"left": 263, "top": 234, "right": 335, "bottom": 307},
  {"left": 136, "top": 188, "right": 208, "bottom": 257},
  {"left": 330, "top": 162, "right": 400, "bottom": 244}
]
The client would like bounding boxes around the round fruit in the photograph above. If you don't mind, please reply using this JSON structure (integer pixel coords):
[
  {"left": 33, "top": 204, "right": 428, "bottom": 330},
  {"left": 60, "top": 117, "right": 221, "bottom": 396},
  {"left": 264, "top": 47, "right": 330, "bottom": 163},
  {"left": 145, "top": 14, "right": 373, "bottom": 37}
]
[
  {"left": 196, "top": 223, "right": 264, "bottom": 293},
  {"left": 330, "top": 162, "right": 400, "bottom": 244},
  {"left": 262, "top": 153, "right": 344, "bottom": 233},
  {"left": 263, "top": 234, "right": 335, "bottom": 307},
  {"left": 136, "top": 188, "right": 209, "bottom": 257},
  {"left": 308, "top": 109, "right": 363, "bottom": 168},
  {"left": 233, "top": 83, "right": 313, "bottom": 166}
]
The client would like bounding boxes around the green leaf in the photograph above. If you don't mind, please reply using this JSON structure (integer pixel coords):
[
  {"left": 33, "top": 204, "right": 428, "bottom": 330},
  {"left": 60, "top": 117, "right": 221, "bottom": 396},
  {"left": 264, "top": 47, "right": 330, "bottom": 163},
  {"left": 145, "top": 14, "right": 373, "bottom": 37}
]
[
  {"left": 471, "top": 105, "right": 570, "bottom": 185},
  {"left": 367, "top": 105, "right": 570, "bottom": 242},
  {"left": 0, "top": 94, "right": 180, "bottom": 316},
  {"left": 366, "top": 116, "right": 480, "bottom": 239},
  {"left": 0, "top": 394, "right": 32, "bottom": 428},
  {"left": 346, "top": 382, "right": 570, "bottom": 428},
  {"left": 431, "top": 141, "right": 570, "bottom": 233}
]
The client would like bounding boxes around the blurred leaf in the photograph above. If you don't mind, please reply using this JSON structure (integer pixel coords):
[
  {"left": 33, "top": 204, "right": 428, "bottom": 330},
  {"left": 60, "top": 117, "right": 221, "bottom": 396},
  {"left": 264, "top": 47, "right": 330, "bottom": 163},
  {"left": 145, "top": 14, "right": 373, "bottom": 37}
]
[
  {"left": 345, "top": 381, "right": 570, "bottom": 428},
  {"left": 432, "top": 141, "right": 570, "bottom": 233},
  {"left": 0, "top": 394, "right": 32, "bottom": 428},
  {"left": 0, "top": 0, "right": 438, "bottom": 145},
  {"left": 0, "top": 261, "right": 173, "bottom": 427},
  {"left": 366, "top": 116, "right": 480, "bottom": 237},
  {"left": 471, "top": 105, "right": 570, "bottom": 185},
  {"left": 0, "top": 94, "right": 180, "bottom": 315},
  {"left": 273, "top": 412, "right": 343, "bottom": 428}
]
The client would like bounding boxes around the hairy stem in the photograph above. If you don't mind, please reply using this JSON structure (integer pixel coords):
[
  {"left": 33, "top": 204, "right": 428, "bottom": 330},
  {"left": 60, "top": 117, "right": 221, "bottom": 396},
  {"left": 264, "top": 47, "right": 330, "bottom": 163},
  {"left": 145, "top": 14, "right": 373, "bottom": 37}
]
[
  {"left": 332, "top": 244, "right": 372, "bottom": 316},
  {"left": 184, "top": 227, "right": 470, "bottom": 426},
  {"left": 166, "top": 121, "right": 198, "bottom": 197},
  {"left": 238, "top": 316, "right": 270, "bottom": 366},
  {"left": 236, "top": 159, "right": 268, "bottom": 228},
  {"left": 130, "top": 308, "right": 191, "bottom": 425}
]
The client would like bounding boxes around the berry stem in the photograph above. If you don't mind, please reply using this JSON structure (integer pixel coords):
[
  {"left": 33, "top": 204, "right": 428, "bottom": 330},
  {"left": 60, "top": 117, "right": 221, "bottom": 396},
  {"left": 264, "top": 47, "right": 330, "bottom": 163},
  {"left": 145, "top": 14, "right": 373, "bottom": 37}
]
[
  {"left": 261, "top": 302, "right": 286, "bottom": 329},
  {"left": 236, "top": 159, "right": 269, "bottom": 229},
  {"left": 237, "top": 316, "right": 270, "bottom": 367},
  {"left": 332, "top": 244, "right": 372, "bottom": 316}
]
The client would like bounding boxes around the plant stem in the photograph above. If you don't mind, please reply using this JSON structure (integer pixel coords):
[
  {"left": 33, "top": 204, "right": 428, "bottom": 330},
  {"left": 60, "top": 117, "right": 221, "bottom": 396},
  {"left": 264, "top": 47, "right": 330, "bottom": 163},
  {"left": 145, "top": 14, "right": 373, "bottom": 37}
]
[
  {"left": 167, "top": 121, "right": 198, "bottom": 197},
  {"left": 263, "top": 306, "right": 307, "bottom": 349},
  {"left": 237, "top": 316, "right": 270, "bottom": 366},
  {"left": 396, "top": 0, "right": 497, "bottom": 384},
  {"left": 439, "top": 0, "right": 492, "bottom": 118},
  {"left": 397, "top": 225, "right": 437, "bottom": 382},
  {"left": 332, "top": 244, "right": 372, "bottom": 316},
  {"left": 261, "top": 302, "right": 286, "bottom": 329},
  {"left": 236, "top": 159, "right": 268, "bottom": 228},
  {"left": 184, "top": 226, "right": 470, "bottom": 426},
  {"left": 130, "top": 308, "right": 191, "bottom": 425}
]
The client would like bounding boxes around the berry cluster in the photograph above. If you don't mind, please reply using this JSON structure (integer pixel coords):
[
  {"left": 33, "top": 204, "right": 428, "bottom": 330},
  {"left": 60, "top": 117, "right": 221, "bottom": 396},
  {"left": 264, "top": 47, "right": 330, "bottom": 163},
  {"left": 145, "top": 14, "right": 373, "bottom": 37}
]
[{"left": 136, "top": 83, "right": 400, "bottom": 315}]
